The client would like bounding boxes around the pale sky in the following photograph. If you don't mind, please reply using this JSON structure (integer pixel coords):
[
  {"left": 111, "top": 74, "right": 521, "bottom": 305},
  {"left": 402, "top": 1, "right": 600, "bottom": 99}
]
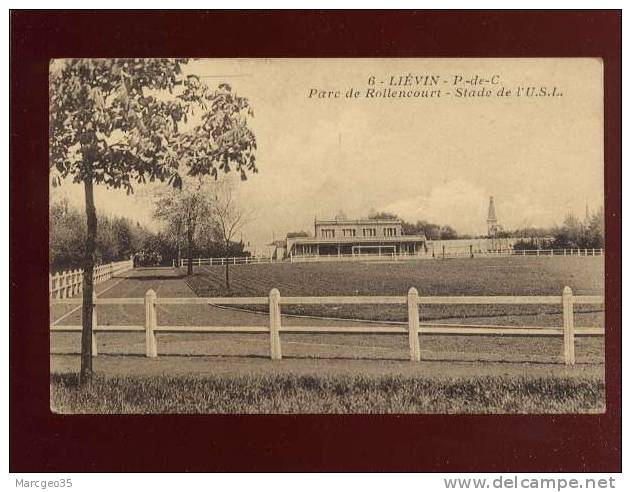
[{"left": 51, "top": 58, "right": 603, "bottom": 246}]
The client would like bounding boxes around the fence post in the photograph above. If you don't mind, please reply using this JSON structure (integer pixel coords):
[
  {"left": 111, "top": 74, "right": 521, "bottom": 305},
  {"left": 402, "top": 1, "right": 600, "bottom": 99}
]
[
  {"left": 407, "top": 287, "right": 421, "bottom": 362},
  {"left": 145, "top": 289, "right": 158, "bottom": 357},
  {"left": 66, "top": 271, "right": 71, "bottom": 297},
  {"left": 58, "top": 271, "right": 65, "bottom": 299},
  {"left": 269, "top": 288, "right": 282, "bottom": 360},
  {"left": 91, "top": 291, "right": 98, "bottom": 357},
  {"left": 562, "top": 286, "right": 575, "bottom": 365}
]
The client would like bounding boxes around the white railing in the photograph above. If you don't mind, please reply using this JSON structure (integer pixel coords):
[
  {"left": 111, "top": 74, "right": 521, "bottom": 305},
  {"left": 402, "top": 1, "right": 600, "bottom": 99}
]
[
  {"left": 49, "top": 258, "right": 134, "bottom": 299},
  {"left": 290, "top": 248, "right": 604, "bottom": 262},
  {"left": 439, "top": 248, "right": 604, "bottom": 258},
  {"left": 176, "top": 249, "right": 604, "bottom": 266},
  {"left": 290, "top": 252, "right": 426, "bottom": 262},
  {"left": 50, "top": 286, "right": 603, "bottom": 365},
  {"left": 177, "top": 256, "right": 276, "bottom": 267}
]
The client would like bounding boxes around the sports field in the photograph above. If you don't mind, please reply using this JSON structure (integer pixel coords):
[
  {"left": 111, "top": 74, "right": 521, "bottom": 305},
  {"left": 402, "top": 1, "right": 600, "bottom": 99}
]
[
  {"left": 50, "top": 257, "right": 606, "bottom": 413},
  {"left": 51, "top": 256, "right": 605, "bottom": 362},
  {"left": 185, "top": 256, "right": 605, "bottom": 326}
]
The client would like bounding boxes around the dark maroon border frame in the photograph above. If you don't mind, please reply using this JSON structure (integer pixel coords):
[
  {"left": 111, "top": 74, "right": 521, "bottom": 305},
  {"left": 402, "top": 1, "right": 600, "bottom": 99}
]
[{"left": 10, "top": 10, "right": 621, "bottom": 472}]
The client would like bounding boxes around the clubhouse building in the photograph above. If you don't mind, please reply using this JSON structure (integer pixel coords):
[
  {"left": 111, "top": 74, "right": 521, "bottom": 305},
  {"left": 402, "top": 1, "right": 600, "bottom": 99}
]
[{"left": 286, "top": 218, "right": 428, "bottom": 259}]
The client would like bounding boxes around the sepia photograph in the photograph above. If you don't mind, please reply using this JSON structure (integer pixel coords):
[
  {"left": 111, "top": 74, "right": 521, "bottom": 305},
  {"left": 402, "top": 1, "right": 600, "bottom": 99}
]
[{"left": 48, "top": 57, "right": 605, "bottom": 415}]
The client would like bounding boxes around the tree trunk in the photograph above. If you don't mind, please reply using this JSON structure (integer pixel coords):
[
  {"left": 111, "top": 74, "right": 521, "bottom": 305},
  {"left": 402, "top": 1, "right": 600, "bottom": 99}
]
[
  {"left": 225, "top": 241, "right": 230, "bottom": 289},
  {"left": 80, "top": 176, "right": 97, "bottom": 383},
  {"left": 176, "top": 240, "right": 181, "bottom": 268},
  {"left": 186, "top": 225, "right": 194, "bottom": 276}
]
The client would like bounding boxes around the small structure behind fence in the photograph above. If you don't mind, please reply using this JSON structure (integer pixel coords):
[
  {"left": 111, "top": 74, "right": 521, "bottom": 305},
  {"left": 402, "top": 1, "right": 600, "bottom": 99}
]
[
  {"left": 49, "top": 258, "right": 134, "bottom": 299},
  {"left": 50, "top": 286, "right": 603, "bottom": 365}
]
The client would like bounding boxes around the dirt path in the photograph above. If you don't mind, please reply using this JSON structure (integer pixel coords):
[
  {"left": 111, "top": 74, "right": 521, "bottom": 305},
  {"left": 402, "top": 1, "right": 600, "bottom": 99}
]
[{"left": 50, "top": 267, "right": 382, "bottom": 328}]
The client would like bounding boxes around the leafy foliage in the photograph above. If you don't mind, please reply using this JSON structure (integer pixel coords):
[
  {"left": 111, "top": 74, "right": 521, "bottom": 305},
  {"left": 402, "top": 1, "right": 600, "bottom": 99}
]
[
  {"left": 510, "top": 207, "right": 605, "bottom": 251},
  {"left": 49, "top": 199, "right": 149, "bottom": 272},
  {"left": 49, "top": 59, "right": 257, "bottom": 193},
  {"left": 551, "top": 207, "right": 605, "bottom": 250},
  {"left": 368, "top": 211, "right": 462, "bottom": 240},
  {"left": 50, "top": 198, "right": 248, "bottom": 271},
  {"left": 49, "top": 58, "right": 258, "bottom": 380}
]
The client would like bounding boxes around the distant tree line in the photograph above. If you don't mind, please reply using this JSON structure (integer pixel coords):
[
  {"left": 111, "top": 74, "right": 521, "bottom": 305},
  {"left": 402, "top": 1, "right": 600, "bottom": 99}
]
[
  {"left": 367, "top": 207, "right": 605, "bottom": 250},
  {"left": 49, "top": 199, "right": 148, "bottom": 273},
  {"left": 368, "top": 212, "right": 462, "bottom": 240},
  {"left": 50, "top": 199, "right": 247, "bottom": 273},
  {"left": 510, "top": 207, "right": 604, "bottom": 250}
]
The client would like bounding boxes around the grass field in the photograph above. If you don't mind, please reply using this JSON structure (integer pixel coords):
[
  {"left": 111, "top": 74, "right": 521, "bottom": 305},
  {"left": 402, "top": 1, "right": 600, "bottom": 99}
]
[
  {"left": 50, "top": 371, "right": 605, "bottom": 414},
  {"left": 185, "top": 256, "right": 605, "bottom": 326},
  {"left": 50, "top": 258, "right": 606, "bottom": 413}
]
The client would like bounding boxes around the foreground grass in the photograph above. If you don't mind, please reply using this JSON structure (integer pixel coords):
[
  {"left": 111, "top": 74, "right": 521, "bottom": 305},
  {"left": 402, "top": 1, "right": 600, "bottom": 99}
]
[{"left": 51, "top": 372, "right": 604, "bottom": 414}]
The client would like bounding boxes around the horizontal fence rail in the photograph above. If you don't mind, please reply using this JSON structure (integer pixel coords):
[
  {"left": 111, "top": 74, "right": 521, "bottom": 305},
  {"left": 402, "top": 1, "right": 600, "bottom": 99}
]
[
  {"left": 439, "top": 248, "right": 604, "bottom": 258},
  {"left": 177, "top": 256, "right": 277, "bottom": 267},
  {"left": 176, "top": 249, "right": 604, "bottom": 266},
  {"left": 290, "top": 248, "right": 604, "bottom": 262},
  {"left": 49, "top": 258, "right": 134, "bottom": 299},
  {"left": 50, "top": 286, "right": 604, "bottom": 365}
]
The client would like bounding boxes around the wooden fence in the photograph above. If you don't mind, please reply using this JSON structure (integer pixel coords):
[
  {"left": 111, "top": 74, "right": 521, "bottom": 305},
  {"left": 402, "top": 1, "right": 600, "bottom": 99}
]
[
  {"left": 177, "top": 256, "right": 276, "bottom": 267},
  {"left": 176, "top": 249, "right": 604, "bottom": 267},
  {"left": 49, "top": 258, "right": 134, "bottom": 299},
  {"left": 441, "top": 248, "right": 605, "bottom": 258},
  {"left": 293, "top": 248, "right": 605, "bottom": 262},
  {"left": 50, "top": 286, "right": 603, "bottom": 365}
]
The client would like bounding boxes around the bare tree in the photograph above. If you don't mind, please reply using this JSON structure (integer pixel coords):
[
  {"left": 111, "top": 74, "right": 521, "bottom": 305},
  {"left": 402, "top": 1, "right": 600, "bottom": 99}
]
[
  {"left": 210, "top": 179, "right": 251, "bottom": 289},
  {"left": 153, "top": 177, "right": 214, "bottom": 275}
]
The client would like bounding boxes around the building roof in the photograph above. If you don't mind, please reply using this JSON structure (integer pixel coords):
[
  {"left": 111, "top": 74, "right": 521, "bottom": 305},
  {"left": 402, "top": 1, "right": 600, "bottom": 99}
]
[
  {"left": 315, "top": 218, "right": 402, "bottom": 226},
  {"left": 287, "top": 235, "right": 427, "bottom": 246}
]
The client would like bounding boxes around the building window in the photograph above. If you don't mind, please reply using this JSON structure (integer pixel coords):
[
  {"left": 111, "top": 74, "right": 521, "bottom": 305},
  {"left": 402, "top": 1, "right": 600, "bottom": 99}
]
[
  {"left": 322, "top": 229, "right": 335, "bottom": 238},
  {"left": 362, "top": 228, "right": 376, "bottom": 237},
  {"left": 384, "top": 227, "right": 397, "bottom": 237},
  {"left": 342, "top": 228, "right": 356, "bottom": 237}
]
